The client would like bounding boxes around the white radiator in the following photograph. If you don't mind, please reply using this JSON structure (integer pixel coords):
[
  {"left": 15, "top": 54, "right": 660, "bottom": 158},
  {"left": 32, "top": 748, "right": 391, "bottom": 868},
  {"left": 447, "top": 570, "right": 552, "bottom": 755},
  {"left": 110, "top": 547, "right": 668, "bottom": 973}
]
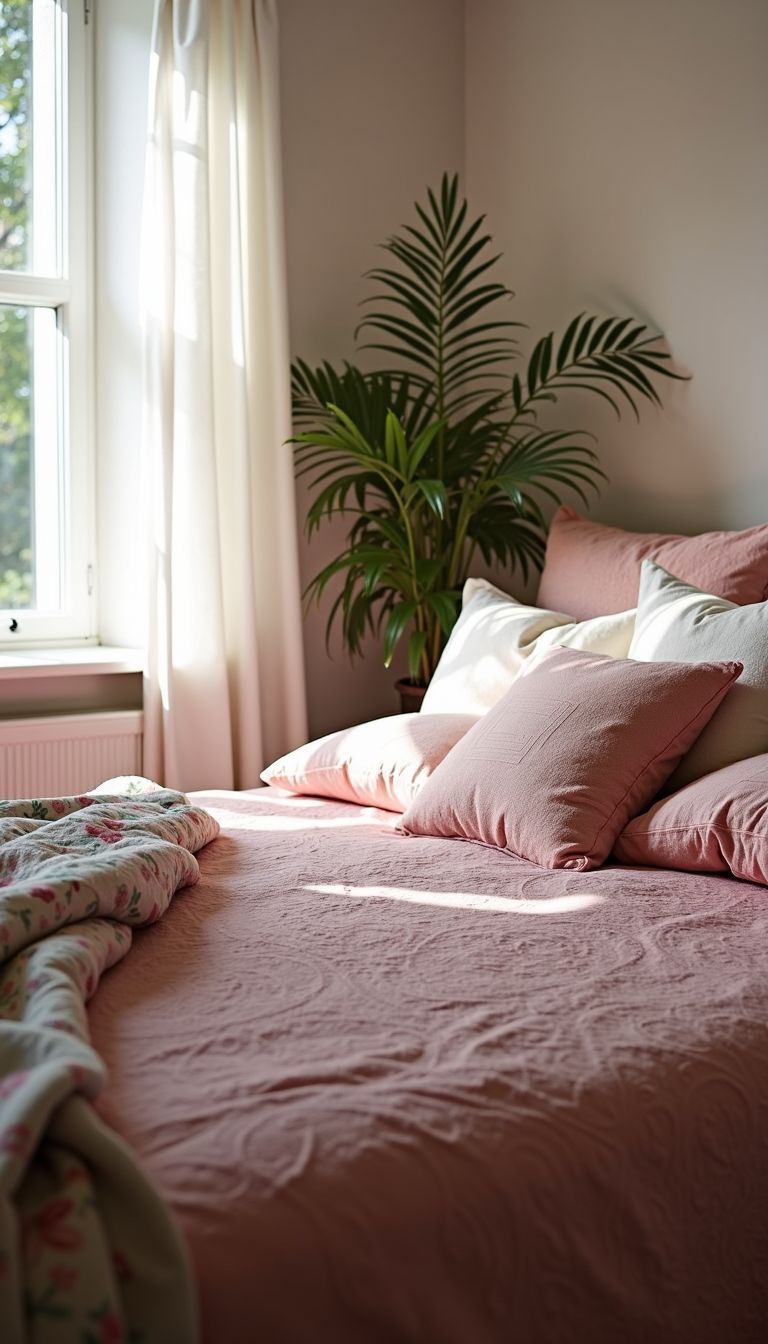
[{"left": 0, "top": 711, "right": 144, "bottom": 798}]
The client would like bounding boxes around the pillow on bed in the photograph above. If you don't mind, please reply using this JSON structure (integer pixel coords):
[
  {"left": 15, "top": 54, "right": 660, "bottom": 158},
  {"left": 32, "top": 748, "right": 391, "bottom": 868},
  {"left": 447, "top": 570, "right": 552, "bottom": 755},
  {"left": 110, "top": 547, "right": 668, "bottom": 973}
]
[
  {"left": 537, "top": 506, "right": 768, "bottom": 619},
  {"left": 614, "top": 754, "right": 768, "bottom": 885},
  {"left": 420, "top": 577, "right": 635, "bottom": 716},
  {"left": 629, "top": 560, "right": 768, "bottom": 789},
  {"left": 399, "top": 647, "right": 742, "bottom": 870},
  {"left": 261, "top": 712, "right": 477, "bottom": 812}
]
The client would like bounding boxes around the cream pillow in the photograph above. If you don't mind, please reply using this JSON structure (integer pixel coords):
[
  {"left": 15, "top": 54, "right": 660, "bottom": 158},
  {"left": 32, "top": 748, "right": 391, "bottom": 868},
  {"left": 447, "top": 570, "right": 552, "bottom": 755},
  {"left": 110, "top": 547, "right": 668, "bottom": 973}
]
[
  {"left": 420, "top": 577, "right": 635, "bottom": 716},
  {"left": 628, "top": 560, "right": 768, "bottom": 788}
]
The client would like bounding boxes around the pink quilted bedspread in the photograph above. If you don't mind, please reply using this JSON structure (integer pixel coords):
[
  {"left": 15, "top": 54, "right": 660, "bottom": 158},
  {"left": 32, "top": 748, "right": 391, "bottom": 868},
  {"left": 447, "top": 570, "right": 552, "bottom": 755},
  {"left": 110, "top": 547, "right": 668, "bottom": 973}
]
[{"left": 88, "top": 788, "right": 768, "bottom": 1343}]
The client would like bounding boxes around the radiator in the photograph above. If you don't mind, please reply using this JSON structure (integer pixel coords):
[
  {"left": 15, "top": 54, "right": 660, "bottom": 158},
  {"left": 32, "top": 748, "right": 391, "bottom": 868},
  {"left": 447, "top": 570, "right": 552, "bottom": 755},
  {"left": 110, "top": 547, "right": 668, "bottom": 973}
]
[{"left": 0, "top": 711, "right": 144, "bottom": 798}]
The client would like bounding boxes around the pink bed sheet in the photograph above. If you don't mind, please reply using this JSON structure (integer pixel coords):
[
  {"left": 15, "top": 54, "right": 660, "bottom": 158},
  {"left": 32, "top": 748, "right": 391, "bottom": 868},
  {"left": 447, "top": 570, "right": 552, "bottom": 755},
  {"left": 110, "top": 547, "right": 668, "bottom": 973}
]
[{"left": 88, "top": 788, "right": 768, "bottom": 1343}]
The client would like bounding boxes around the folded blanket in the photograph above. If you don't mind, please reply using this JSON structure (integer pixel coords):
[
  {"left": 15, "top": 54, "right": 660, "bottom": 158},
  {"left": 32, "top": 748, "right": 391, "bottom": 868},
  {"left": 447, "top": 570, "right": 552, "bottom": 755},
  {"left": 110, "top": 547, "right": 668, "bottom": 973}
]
[{"left": 0, "top": 788, "right": 219, "bottom": 1344}]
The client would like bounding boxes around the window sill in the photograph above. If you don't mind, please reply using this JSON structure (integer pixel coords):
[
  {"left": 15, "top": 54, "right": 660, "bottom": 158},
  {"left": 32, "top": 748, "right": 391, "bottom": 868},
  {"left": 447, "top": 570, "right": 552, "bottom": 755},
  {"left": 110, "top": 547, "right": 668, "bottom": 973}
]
[{"left": 0, "top": 646, "right": 143, "bottom": 681}]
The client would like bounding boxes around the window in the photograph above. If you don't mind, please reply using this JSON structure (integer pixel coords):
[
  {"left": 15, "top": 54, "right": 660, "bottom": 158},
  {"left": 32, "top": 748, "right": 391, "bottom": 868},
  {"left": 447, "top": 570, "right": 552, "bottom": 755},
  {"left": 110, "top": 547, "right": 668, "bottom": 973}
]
[{"left": 0, "top": 0, "right": 93, "bottom": 644}]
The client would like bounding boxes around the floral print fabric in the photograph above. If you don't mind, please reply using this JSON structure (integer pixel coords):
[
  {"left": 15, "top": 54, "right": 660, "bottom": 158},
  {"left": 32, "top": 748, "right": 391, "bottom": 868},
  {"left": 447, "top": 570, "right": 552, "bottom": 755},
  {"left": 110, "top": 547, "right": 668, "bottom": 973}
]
[{"left": 0, "top": 788, "right": 219, "bottom": 1344}]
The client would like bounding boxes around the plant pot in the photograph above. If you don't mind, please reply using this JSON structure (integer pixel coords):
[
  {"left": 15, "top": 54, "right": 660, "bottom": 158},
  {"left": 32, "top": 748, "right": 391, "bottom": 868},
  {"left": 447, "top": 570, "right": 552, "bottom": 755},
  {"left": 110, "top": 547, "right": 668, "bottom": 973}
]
[{"left": 395, "top": 678, "right": 427, "bottom": 714}]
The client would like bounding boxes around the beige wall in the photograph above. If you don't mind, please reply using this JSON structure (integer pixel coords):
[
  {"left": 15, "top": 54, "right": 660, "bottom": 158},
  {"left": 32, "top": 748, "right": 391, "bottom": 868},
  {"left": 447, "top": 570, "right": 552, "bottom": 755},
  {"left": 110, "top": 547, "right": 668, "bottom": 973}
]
[
  {"left": 465, "top": 0, "right": 768, "bottom": 537},
  {"left": 278, "top": 0, "right": 465, "bottom": 736}
]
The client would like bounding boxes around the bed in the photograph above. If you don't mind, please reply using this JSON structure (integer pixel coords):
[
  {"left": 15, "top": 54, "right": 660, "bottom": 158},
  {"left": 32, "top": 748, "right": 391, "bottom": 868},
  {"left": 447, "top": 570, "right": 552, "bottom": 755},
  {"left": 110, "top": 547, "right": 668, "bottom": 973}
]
[
  {"left": 7, "top": 514, "right": 768, "bottom": 1340},
  {"left": 86, "top": 786, "right": 768, "bottom": 1343}
]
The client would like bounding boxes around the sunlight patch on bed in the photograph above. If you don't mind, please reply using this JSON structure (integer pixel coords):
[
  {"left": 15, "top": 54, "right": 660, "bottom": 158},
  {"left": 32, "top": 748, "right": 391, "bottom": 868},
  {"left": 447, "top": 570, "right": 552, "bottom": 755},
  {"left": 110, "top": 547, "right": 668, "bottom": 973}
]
[{"left": 306, "top": 883, "right": 605, "bottom": 914}]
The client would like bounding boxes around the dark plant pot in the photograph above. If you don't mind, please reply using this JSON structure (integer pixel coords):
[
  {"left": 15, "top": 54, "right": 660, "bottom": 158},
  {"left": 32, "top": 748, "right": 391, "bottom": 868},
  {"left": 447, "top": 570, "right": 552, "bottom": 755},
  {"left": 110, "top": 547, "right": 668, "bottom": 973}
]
[{"left": 395, "top": 678, "right": 427, "bottom": 714}]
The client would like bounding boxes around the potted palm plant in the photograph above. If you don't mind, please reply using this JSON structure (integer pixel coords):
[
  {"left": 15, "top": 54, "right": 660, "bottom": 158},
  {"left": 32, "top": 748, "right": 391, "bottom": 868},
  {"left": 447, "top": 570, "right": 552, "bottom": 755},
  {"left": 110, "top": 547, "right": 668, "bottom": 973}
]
[{"left": 291, "top": 175, "right": 682, "bottom": 711}]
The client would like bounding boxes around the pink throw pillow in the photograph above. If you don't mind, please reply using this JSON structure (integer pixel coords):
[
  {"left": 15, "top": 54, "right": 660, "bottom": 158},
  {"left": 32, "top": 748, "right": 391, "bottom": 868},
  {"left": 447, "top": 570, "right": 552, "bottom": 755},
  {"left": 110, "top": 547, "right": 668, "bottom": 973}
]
[
  {"left": 399, "top": 648, "right": 742, "bottom": 870},
  {"left": 614, "top": 754, "right": 768, "bottom": 885},
  {"left": 261, "top": 713, "right": 477, "bottom": 812},
  {"left": 537, "top": 506, "right": 768, "bottom": 619}
]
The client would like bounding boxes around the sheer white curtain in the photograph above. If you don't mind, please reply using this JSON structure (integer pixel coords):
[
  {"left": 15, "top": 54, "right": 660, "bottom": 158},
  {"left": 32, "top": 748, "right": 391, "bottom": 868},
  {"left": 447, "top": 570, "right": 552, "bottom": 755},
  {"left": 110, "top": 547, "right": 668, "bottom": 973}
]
[{"left": 142, "top": 0, "right": 307, "bottom": 791}]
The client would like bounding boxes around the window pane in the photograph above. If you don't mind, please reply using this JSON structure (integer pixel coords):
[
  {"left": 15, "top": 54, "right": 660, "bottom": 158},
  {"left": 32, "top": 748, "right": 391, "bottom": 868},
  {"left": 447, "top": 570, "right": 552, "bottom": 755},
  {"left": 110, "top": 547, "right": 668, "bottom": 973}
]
[
  {"left": 0, "top": 304, "right": 34, "bottom": 607},
  {"left": 0, "top": 302, "right": 61, "bottom": 614},
  {"left": 0, "top": 0, "right": 59, "bottom": 277}
]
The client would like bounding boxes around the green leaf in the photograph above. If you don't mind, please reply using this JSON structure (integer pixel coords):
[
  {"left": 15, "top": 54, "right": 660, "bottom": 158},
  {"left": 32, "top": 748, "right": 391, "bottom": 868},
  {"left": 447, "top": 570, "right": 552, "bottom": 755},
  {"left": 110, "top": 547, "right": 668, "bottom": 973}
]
[
  {"left": 601, "top": 316, "right": 636, "bottom": 348},
  {"left": 587, "top": 317, "right": 614, "bottom": 354},
  {"left": 556, "top": 313, "right": 584, "bottom": 370},
  {"left": 357, "top": 314, "right": 436, "bottom": 362},
  {"left": 425, "top": 590, "right": 460, "bottom": 635},
  {"left": 572, "top": 317, "right": 595, "bottom": 360},
  {"left": 407, "top": 629, "right": 428, "bottom": 682},
  {"left": 414, "top": 479, "right": 447, "bottom": 519},
  {"left": 406, "top": 421, "right": 442, "bottom": 478},
  {"left": 357, "top": 340, "right": 436, "bottom": 376},
  {"left": 444, "top": 292, "right": 517, "bottom": 334},
  {"left": 538, "top": 332, "right": 553, "bottom": 384},
  {"left": 444, "top": 235, "right": 492, "bottom": 293},
  {"left": 414, "top": 202, "right": 444, "bottom": 249},
  {"left": 631, "top": 350, "right": 689, "bottom": 381},
  {"left": 361, "top": 512, "right": 407, "bottom": 549},
  {"left": 527, "top": 336, "right": 546, "bottom": 396},
  {"left": 383, "top": 602, "right": 418, "bottom": 667},
  {"left": 493, "top": 476, "right": 526, "bottom": 509},
  {"left": 597, "top": 353, "right": 661, "bottom": 404},
  {"left": 414, "top": 555, "right": 443, "bottom": 588},
  {"left": 445, "top": 196, "right": 468, "bottom": 248},
  {"left": 383, "top": 237, "right": 440, "bottom": 283},
  {"left": 445, "top": 214, "right": 486, "bottom": 268}
]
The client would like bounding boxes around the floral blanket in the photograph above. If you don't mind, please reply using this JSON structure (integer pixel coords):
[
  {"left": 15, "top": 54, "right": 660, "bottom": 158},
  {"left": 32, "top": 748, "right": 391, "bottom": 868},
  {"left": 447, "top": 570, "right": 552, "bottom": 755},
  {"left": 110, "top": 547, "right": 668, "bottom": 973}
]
[{"left": 0, "top": 788, "right": 219, "bottom": 1344}]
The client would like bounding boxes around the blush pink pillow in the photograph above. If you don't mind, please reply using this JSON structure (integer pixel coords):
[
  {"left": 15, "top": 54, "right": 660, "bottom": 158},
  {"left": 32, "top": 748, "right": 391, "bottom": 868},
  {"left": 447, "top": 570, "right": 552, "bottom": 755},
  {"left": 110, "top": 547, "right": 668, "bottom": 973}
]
[
  {"left": 537, "top": 506, "right": 768, "bottom": 619},
  {"left": 614, "top": 754, "right": 768, "bottom": 885},
  {"left": 261, "top": 713, "right": 477, "bottom": 813},
  {"left": 399, "top": 648, "right": 742, "bottom": 870}
]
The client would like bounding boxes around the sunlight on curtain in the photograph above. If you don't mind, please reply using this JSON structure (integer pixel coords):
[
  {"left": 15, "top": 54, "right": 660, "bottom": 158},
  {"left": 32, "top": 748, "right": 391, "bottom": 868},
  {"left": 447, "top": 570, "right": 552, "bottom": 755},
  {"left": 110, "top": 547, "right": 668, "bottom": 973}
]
[{"left": 142, "top": 0, "right": 307, "bottom": 791}]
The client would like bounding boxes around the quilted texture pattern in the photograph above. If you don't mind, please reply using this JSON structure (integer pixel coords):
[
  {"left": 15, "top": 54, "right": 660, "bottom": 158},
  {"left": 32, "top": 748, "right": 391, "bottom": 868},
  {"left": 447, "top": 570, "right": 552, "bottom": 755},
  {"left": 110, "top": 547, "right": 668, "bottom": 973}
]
[{"left": 88, "top": 789, "right": 768, "bottom": 1344}]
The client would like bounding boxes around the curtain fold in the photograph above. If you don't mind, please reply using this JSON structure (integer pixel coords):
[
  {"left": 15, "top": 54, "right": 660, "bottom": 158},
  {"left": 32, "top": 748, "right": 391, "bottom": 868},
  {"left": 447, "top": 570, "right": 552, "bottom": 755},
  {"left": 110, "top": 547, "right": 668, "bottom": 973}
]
[{"left": 142, "top": 0, "right": 307, "bottom": 792}]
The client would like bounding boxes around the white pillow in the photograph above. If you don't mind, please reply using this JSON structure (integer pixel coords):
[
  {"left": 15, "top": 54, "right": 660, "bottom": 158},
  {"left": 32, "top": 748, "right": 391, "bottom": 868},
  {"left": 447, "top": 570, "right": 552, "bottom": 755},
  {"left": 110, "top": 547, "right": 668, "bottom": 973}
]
[
  {"left": 628, "top": 559, "right": 768, "bottom": 788},
  {"left": 420, "top": 578, "right": 636, "bottom": 716}
]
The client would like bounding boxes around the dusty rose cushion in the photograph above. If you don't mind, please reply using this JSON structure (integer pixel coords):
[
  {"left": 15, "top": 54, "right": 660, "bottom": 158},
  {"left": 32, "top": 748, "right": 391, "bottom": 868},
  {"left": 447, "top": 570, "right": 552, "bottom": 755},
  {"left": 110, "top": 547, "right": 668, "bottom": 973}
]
[
  {"left": 261, "top": 713, "right": 477, "bottom": 813},
  {"left": 615, "top": 754, "right": 768, "bottom": 885},
  {"left": 399, "top": 647, "right": 742, "bottom": 870},
  {"left": 537, "top": 506, "right": 768, "bottom": 619}
]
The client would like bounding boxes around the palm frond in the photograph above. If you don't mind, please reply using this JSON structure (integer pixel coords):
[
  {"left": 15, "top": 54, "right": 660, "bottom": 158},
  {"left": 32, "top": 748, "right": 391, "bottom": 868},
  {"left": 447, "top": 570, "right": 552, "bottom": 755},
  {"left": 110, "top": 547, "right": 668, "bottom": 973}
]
[
  {"left": 290, "top": 176, "right": 689, "bottom": 682},
  {"left": 355, "top": 172, "right": 523, "bottom": 414}
]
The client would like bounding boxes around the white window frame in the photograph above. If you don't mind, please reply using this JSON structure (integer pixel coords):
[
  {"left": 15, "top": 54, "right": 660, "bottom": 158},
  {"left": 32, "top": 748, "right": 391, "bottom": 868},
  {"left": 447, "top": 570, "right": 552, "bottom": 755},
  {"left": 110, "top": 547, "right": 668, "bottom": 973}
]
[{"left": 0, "top": 0, "right": 95, "bottom": 647}]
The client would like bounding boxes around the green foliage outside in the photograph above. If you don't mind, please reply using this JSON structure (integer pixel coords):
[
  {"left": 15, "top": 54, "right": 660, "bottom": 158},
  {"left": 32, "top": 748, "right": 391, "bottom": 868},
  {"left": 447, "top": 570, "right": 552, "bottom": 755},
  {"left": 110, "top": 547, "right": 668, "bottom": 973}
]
[{"left": 0, "top": 0, "right": 33, "bottom": 609}]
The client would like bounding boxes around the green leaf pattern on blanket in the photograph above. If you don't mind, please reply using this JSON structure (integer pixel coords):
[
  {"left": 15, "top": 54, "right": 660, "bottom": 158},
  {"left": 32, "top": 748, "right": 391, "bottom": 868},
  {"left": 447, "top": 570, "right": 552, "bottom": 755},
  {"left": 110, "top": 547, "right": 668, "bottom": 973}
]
[{"left": 0, "top": 788, "right": 219, "bottom": 1344}]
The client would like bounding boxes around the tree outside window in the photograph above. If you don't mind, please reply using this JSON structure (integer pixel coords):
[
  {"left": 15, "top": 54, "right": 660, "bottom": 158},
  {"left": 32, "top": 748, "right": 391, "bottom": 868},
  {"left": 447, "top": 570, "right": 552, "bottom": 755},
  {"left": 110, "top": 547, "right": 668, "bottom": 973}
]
[{"left": 0, "top": 0, "right": 33, "bottom": 609}]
